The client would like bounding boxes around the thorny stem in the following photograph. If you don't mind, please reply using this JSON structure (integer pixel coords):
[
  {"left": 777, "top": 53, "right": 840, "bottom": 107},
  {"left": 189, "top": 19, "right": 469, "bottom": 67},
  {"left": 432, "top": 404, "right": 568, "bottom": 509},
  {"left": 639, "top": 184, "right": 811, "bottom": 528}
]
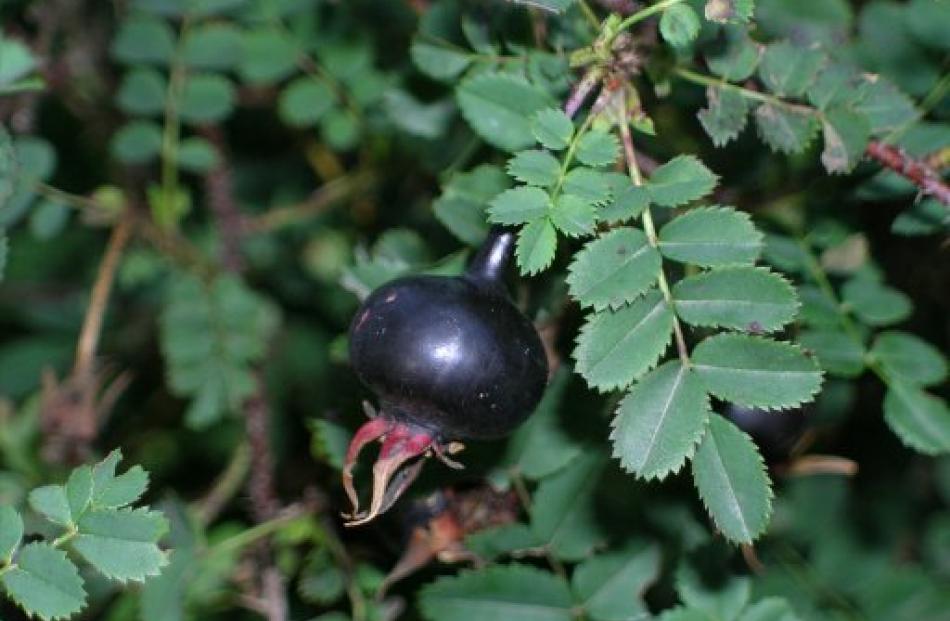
[
  {"left": 674, "top": 68, "right": 950, "bottom": 206},
  {"left": 74, "top": 216, "right": 132, "bottom": 378},
  {"left": 618, "top": 110, "right": 691, "bottom": 365}
]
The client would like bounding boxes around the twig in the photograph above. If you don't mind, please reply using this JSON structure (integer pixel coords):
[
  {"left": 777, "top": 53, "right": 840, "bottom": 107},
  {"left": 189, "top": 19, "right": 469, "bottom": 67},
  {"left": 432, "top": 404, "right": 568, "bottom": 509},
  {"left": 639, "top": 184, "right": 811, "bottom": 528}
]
[
  {"left": 200, "top": 126, "right": 246, "bottom": 271},
  {"left": 865, "top": 140, "right": 950, "bottom": 206},
  {"left": 194, "top": 442, "right": 252, "bottom": 526},
  {"left": 242, "top": 172, "right": 375, "bottom": 234},
  {"left": 565, "top": 66, "right": 604, "bottom": 119},
  {"left": 74, "top": 216, "right": 133, "bottom": 378}
]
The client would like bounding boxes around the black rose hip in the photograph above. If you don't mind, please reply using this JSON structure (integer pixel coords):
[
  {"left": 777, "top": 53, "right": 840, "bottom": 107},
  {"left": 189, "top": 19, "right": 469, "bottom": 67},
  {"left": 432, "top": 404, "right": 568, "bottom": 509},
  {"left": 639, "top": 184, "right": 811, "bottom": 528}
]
[{"left": 343, "top": 227, "right": 548, "bottom": 525}]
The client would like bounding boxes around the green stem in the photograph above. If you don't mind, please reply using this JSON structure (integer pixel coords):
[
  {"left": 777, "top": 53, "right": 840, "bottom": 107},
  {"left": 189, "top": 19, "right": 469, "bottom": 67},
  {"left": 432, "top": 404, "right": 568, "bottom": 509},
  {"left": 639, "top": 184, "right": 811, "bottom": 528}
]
[
  {"left": 674, "top": 68, "right": 819, "bottom": 116},
  {"left": 158, "top": 18, "right": 191, "bottom": 231},
  {"left": 550, "top": 113, "right": 596, "bottom": 203},
  {"left": 211, "top": 509, "right": 309, "bottom": 555},
  {"left": 616, "top": 0, "right": 687, "bottom": 35},
  {"left": 52, "top": 527, "right": 78, "bottom": 549},
  {"left": 34, "top": 182, "right": 102, "bottom": 212},
  {"left": 0, "top": 563, "right": 14, "bottom": 578}
]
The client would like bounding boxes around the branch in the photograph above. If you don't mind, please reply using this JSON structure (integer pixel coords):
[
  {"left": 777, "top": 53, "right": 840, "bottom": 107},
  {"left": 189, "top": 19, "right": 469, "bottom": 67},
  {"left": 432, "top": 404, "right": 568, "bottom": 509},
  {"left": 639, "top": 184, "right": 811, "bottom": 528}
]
[{"left": 865, "top": 140, "right": 950, "bottom": 206}]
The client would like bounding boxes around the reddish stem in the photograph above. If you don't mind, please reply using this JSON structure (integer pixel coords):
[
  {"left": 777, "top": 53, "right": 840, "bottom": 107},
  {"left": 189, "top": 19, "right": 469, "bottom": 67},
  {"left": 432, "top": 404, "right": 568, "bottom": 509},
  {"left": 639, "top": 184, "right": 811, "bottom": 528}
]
[{"left": 865, "top": 140, "right": 950, "bottom": 206}]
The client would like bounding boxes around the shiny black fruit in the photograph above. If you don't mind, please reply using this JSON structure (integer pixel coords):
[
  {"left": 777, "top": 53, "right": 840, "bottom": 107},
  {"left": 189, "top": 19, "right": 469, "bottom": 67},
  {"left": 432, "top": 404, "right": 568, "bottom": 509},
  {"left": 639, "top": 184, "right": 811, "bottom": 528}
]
[{"left": 342, "top": 227, "right": 548, "bottom": 525}]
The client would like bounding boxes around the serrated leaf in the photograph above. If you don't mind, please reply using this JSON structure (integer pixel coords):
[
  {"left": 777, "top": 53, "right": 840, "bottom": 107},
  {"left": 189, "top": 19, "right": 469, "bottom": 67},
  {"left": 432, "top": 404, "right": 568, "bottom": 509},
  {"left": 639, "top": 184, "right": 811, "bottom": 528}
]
[
  {"left": 278, "top": 78, "right": 335, "bottom": 128},
  {"left": 0, "top": 506, "right": 23, "bottom": 561},
  {"left": 872, "top": 331, "right": 948, "bottom": 387},
  {"left": 883, "top": 381, "right": 950, "bottom": 455},
  {"left": 457, "top": 72, "right": 555, "bottom": 152},
  {"left": 575, "top": 130, "right": 619, "bottom": 167},
  {"left": 758, "top": 41, "right": 826, "bottom": 97},
  {"left": 237, "top": 28, "right": 298, "bottom": 84},
  {"left": 566, "top": 228, "right": 661, "bottom": 310},
  {"left": 821, "top": 108, "right": 870, "bottom": 174},
  {"left": 611, "top": 361, "right": 710, "bottom": 480},
  {"left": 705, "top": 26, "right": 760, "bottom": 81},
  {"left": 72, "top": 508, "right": 169, "bottom": 582},
  {"left": 572, "top": 544, "right": 661, "bottom": 621},
  {"left": 755, "top": 104, "right": 819, "bottom": 154},
  {"left": 419, "top": 564, "right": 573, "bottom": 621},
  {"left": 116, "top": 68, "right": 167, "bottom": 116},
  {"left": 574, "top": 289, "right": 673, "bottom": 392},
  {"left": 512, "top": 0, "right": 575, "bottom": 13},
  {"left": 599, "top": 174, "right": 650, "bottom": 223},
  {"left": 692, "top": 334, "right": 823, "bottom": 409},
  {"left": 410, "top": 37, "right": 472, "bottom": 81},
  {"left": 178, "top": 73, "right": 236, "bottom": 125},
  {"left": 562, "top": 168, "right": 613, "bottom": 206},
  {"left": 29, "top": 485, "right": 72, "bottom": 527},
  {"left": 434, "top": 165, "right": 510, "bottom": 245},
  {"left": 672, "top": 267, "right": 798, "bottom": 332},
  {"left": 807, "top": 63, "right": 865, "bottom": 111},
  {"left": 691, "top": 415, "right": 772, "bottom": 543},
  {"left": 532, "top": 108, "right": 573, "bottom": 150},
  {"left": 658, "top": 206, "right": 763, "bottom": 267},
  {"left": 531, "top": 453, "right": 606, "bottom": 560},
  {"left": 698, "top": 87, "right": 750, "bottom": 146},
  {"left": 841, "top": 278, "right": 912, "bottom": 326},
  {"left": 891, "top": 198, "right": 950, "bottom": 236},
  {"left": 705, "top": 0, "right": 755, "bottom": 23},
  {"left": 550, "top": 194, "right": 596, "bottom": 237},
  {"left": 298, "top": 553, "right": 345, "bottom": 605},
  {"left": 661, "top": 4, "right": 701, "bottom": 47},
  {"left": 738, "top": 597, "right": 802, "bottom": 621},
  {"left": 111, "top": 16, "right": 175, "bottom": 65},
  {"left": 94, "top": 465, "right": 149, "bottom": 509},
  {"left": 1, "top": 543, "right": 86, "bottom": 621},
  {"left": 177, "top": 137, "right": 219, "bottom": 174},
  {"left": 507, "top": 150, "right": 560, "bottom": 187},
  {"left": 465, "top": 524, "right": 541, "bottom": 560},
  {"left": 798, "top": 329, "right": 865, "bottom": 378},
  {"left": 182, "top": 23, "right": 243, "bottom": 71},
  {"left": 111, "top": 120, "right": 163, "bottom": 165},
  {"left": 516, "top": 218, "right": 557, "bottom": 275},
  {"left": 65, "top": 466, "right": 93, "bottom": 520},
  {"left": 854, "top": 78, "right": 918, "bottom": 136},
  {"left": 647, "top": 155, "right": 718, "bottom": 208},
  {"left": 488, "top": 187, "right": 551, "bottom": 225}
]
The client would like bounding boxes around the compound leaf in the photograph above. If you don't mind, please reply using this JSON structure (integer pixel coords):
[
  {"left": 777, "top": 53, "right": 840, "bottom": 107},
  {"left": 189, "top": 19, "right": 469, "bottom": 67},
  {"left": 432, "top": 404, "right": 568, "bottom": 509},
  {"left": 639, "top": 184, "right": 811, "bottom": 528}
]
[
  {"left": 658, "top": 206, "right": 762, "bottom": 267},
  {"left": 672, "top": 267, "right": 798, "bottom": 332},
  {"left": 566, "top": 227, "right": 661, "bottom": 310}
]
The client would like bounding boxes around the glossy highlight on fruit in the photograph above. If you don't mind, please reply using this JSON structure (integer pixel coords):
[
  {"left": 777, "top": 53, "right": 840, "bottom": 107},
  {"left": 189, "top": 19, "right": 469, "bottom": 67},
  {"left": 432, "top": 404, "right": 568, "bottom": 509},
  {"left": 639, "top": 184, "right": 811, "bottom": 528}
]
[{"left": 342, "top": 227, "right": 548, "bottom": 525}]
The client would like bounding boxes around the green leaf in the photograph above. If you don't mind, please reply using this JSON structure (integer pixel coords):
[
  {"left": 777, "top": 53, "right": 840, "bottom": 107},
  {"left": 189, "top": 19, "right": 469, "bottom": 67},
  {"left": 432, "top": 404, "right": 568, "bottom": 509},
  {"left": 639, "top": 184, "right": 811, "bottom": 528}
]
[
  {"left": 698, "top": 87, "right": 750, "bottom": 147},
  {"left": 550, "top": 194, "right": 597, "bottom": 237},
  {"left": 798, "top": 329, "right": 865, "bottom": 378},
  {"left": 872, "top": 331, "right": 948, "bottom": 387},
  {"left": 531, "top": 453, "right": 606, "bottom": 560},
  {"left": 575, "top": 130, "right": 619, "bottom": 167},
  {"left": 298, "top": 552, "right": 345, "bottom": 605},
  {"left": 737, "top": 597, "right": 803, "bottom": 621},
  {"left": 419, "top": 564, "right": 573, "bottom": 621},
  {"left": 672, "top": 267, "right": 798, "bottom": 332},
  {"left": 161, "top": 274, "right": 279, "bottom": 428},
  {"left": 182, "top": 23, "right": 243, "bottom": 71},
  {"left": 29, "top": 485, "right": 72, "bottom": 527},
  {"left": 72, "top": 508, "right": 169, "bottom": 582},
  {"left": 0, "top": 506, "right": 23, "bottom": 561},
  {"left": 562, "top": 168, "right": 613, "bottom": 206},
  {"left": 116, "top": 68, "right": 167, "bottom": 116},
  {"left": 94, "top": 465, "right": 149, "bottom": 509},
  {"left": 572, "top": 544, "right": 661, "bottom": 621},
  {"left": 0, "top": 37, "right": 36, "bottom": 87},
  {"left": 512, "top": 0, "right": 574, "bottom": 13},
  {"left": 1, "top": 543, "right": 86, "bottom": 621},
  {"left": 465, "top": 524, "right": 541, "bottom": 560},
  {"left": 29, "top": 199, "right": 70, "bottom": 240},
  {"left": 611, "top": 361, "right": 710, "bottom": 480},
  {"left": 278, "top": 78, "right": 335, "bottom": 128},
  {"left": 457, "top": 72, "right": 555, "bottom": 152},
  {"left": 532, "top": 108, "right": 574, "bottom": 151},
  {"left": 661, "top": 4, "right": 701, "bottom": 47},
  {"left": 676, "top": 564, "right": 751, "bottom": 620},
  {"left": 504, "top": 369, "right": 581, "bottom": 480},
  {"left": 310, "top": 418, "right": 350, "bottom": 470},
  {"left": 705, "top": 26, "right": 760, "bottom": 81},
  {"left": 111, "top": 121, "right": 163, "bottom": 165},
  {"left": 410, "top": 37, "right": 472, "bottom": 81},
  {"left": 111, "top": 16, "right": 175, "bottom": 65},
  {"left": 65, "top": 466, "right": 93, "bottom": 520},
  {"left": 758, "top": 41, "right": 826, "bottom": 97},
  {"left": 434, "top": 165, "right": 510, "bottom": 245},
  {"left": 854, "top": 78, "right": 917, "bottom": 136},
  {"left": 647, "top": 155, "right": 718, "bottom": 208},
  {"left": 883, "top": 382, "right": 950, "bottom": 455},
  {"left": 905, "top": 0, "right": 950, "bottom": 51},
  {"left": 841, "top": 278, "right": 912, "bottom": 326},
  {"left": 599, "top": 174, "right": 650, "bottom": 223},
  {"left": 574, "top": 289, "right": 673, "bottom": 392},
  {"left": 177, "top": 137, "right": 219, "bottom": 173},
  {"left": 658, "top": 206, "right": 763, "bottom": 267},
  {"left": 488, "top": 187, "right": 550, "bottom": 225},
  {"left": 704, "top": 0, "right": 756, "bottom": 23},
  {"left": 820, "top": 108, "right": 871, "bottom": 174},
  {"left": 754, "top": 104, "right": 819, "bottom": 154},
  {"left": 891, "top": 198, "right": 950, "bottom": 236},
  {"left": 178, "top": 74, "right": 236, "bottom": 125},
  {"left": 516, "top": 218, "right": 557, "bottom": 275},
  {"left": 507, "top": 150, "right": 560, "bottom": 187},
  {"left": 807, "top": 63, "right": 865, "bottom": 110},
  {"left": 238, "top": 28, "right": 298, "bottom": 84},
  {"left": 691, "top": 415, "right": 772, "bottom": 543},
  {"left": 566, "top": 228, "right": 661, "bottom": 311},
  {"left": 692, "top": 334, "right": 823, "bottom": 410}
]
